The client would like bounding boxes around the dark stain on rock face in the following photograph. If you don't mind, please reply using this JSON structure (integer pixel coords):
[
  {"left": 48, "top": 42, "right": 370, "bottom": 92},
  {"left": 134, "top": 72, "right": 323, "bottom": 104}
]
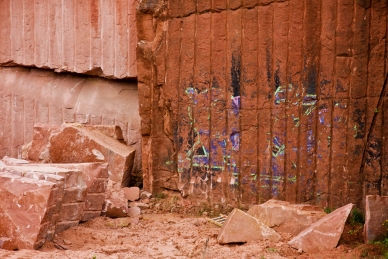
[
  {"left": 356, "top": 0, "right": 371, "bottom": 9},
  {"left": 266, "top": 49, "right": 272, "bottom": 83},
  {"left": 230, "top": 53, "right": 241, "bottom": 98},
  {"left": 366, "top": 136, "right": 382, "bottom": 165},
  {"left": 352, "top": 108, "right": 366, "bottom": 139},
  {"left": 212, "top": 77, "right": 220, "bottom": 89},
  {"left": 306, "top": 65, "right": 317, "bottom": 95},
  {"left": 274, "top": 69, "right": 280, "bottom": 90}
]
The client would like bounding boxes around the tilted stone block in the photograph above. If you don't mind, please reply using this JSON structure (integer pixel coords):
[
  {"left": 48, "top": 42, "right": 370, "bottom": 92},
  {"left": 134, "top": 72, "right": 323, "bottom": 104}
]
[{"left": 288, "top": 203, "right": 354, "bottom": 253}]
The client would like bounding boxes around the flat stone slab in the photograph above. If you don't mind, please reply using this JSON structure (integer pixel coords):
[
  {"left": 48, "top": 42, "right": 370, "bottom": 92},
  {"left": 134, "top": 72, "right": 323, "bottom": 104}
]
[
  {"left": 0, "top": 172, "right": 59, "bottom": 250},
  {"left": 217, "top": 209, "right": 281, "bottom": 244},
  {"left": 365, "top": 195, "right": 388, "bottom": 243},
  {"left": 247, "top": 199, "right": 326, "bottom": 235},
  {"left": 288, "top": 203, "right": 354, "bottom": 253}
]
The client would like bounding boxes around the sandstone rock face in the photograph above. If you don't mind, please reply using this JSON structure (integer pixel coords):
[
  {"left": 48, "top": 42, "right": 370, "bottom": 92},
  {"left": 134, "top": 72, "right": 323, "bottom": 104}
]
[
  {"left": 0, "top": 67, "right": 141, "bottom": 187},
  {"left": 365, "top": 195, "right": 388, "bottom": 243},
  {"left": 288, "top": 203, "right": 354, "bottom": 253},
  {"left": 0, "top": 0, "right": 137, "bottom": 79},
  {"left": 217, "top": 209, "right": 281, "bottom": 244},
  {"left": 137, "top": 0, "right": 388, "bottom": 207},
  {"left": 0, "top": 171, "right": 62, "bottom": 250},
  {"left": 247, "top": 199, "right": 326, "bottom": 235}
]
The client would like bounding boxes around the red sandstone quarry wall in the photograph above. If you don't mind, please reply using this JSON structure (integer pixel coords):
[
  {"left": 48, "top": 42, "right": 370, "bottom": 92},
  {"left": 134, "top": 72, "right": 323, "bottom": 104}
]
[
  {"left": 0, "top": 0, "right": 137, "bottom": 79},
  {"left": 137, "top": 0, "right": 388, "bottom": 208}
]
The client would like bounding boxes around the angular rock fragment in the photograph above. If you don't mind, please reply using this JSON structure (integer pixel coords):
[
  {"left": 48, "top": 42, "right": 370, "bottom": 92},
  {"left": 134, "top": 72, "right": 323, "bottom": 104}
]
[
  {"left": 365, "top": 195, "right": 388, "bottom": 243},
  {"left": 288, "top": 203, "right": 354, "bottom": 253},
  {"left": 123, "top": 186, "right": 140, "bottom": 201},
  {"left": 102, "top": 185, "right": 128, "bottom": 218},
  {"left": 140, "top": 191, "right": 152, "bottom": 199},
  {"left": 247, "top": 199, "right": 326, "bottom": 235},
  {"left": 0, "top": 172, "right": 61, "bottom": 250},
  {"left": 217, "top": 209, "right": 281, "bottom": 244}
]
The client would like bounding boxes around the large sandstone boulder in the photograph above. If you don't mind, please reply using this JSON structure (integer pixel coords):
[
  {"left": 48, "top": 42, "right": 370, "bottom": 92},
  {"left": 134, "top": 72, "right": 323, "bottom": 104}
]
[
  {"left": 288, "top": 203, "right": 354, "bottom": 253},
  {"left": 247, "top": 199, "right": 326, "bottom": 235},
  {"left": 0, "top": 171, "right": 62, "bottom": 250},
  {"left": 365, "top": 195, "right": 388, "bottom": 243},
  {"left": 218, "top": 209, "right": 281, "bottom": 244}
]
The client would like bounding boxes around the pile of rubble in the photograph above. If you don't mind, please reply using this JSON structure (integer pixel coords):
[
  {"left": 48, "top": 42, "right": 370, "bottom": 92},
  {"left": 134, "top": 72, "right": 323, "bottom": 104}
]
[
  {"left": 0, "top": 123, "right": 137, "bottom": 250},
  {"left": 217, "top": 197, "right": 388, "bottom": 253},
  {"left": 217, "top": 200, "right": 354, "bottom": 253}
]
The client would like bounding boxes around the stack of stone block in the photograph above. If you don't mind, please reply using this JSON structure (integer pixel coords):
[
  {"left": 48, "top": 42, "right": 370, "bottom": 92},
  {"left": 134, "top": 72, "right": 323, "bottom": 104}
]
[{"left": 0, "top": 123, "right": 135, "bottom": 250}]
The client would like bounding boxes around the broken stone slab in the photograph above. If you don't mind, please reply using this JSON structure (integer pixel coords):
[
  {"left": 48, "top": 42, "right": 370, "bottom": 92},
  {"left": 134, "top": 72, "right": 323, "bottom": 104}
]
[
  {"left": 217, "top": 209, "right": 281, "bottom": 244},
  {"left": 247, "top": 199, "right": 326, "bottom": 236},
  {"left": 365, "top": 195, "right": 388, "bottom": 243},
  {"left": 0, "top": 172, "right": 61, "bottom": 250},
  {"left": 123, "top": 186, "right": 140, "bottom": 201},
  {"left": 288, "top": 203, "right": 354, "bottom": 253}
]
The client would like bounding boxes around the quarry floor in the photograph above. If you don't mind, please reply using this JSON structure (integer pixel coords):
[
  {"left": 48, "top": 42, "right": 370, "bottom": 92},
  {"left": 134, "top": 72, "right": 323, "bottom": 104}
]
[{"left": 0, "top": 212, "right": 382, "bottom": 259}]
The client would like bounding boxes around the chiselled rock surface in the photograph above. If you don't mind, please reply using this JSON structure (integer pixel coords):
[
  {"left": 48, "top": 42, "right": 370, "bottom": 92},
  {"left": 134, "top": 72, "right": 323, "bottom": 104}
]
[
  {"left": 288, "top": 203, "right": 354, "bottom": 253},
  {"left": 217, "top": 209, "right": 281, "bottom": 244},
  {"left": 365, "top": 195, "right": 388, "bottom": 243},
  {"left": 136, "top": 0, "right": 388, "bottom": 206},
  {"left": 0, "top": 0, "right": 137, "bottom": 78},
  {"left": 247, "top": 199, "right": 326, "bottom": 235},
  {"left": 0, "top": 172, "right": 60, "bottom": 250}
]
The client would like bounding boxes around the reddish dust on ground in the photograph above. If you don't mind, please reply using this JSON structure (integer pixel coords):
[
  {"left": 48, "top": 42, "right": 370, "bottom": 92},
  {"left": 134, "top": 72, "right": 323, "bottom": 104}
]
[{"left": 0, "top": 212, "right": 376, "bottom": 259}]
